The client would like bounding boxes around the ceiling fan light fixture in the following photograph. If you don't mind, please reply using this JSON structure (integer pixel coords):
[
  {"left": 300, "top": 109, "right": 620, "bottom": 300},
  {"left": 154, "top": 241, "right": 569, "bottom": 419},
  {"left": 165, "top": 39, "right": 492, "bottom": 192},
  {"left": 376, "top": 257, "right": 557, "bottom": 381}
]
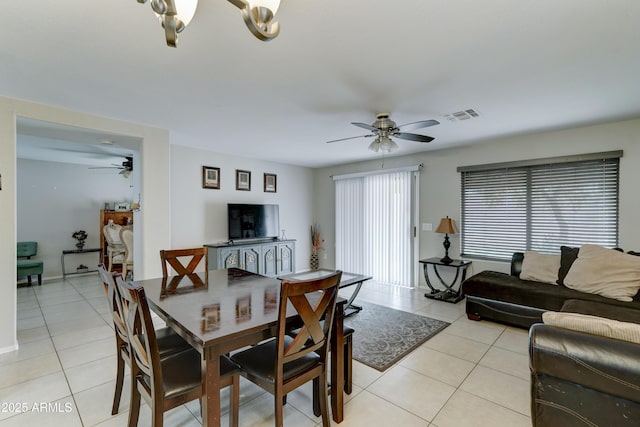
[
  {"left": 368, "top": 138, "right": 381, "bottom": 153},
  {"left": 379, "top": 136, "right": 398, "bottom": 153},
  {"left": 227, "top": 0, "right": 280, "bottom": 41}
]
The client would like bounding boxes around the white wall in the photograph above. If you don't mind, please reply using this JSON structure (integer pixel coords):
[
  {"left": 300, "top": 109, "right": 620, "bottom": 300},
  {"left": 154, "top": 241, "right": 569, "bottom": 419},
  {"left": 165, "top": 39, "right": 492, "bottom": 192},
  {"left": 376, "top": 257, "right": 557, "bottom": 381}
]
[
  {"left": 314, "top": 118, "right": 640, "bottom": 286},
  {"left": 170, "top": 145, "right": 315, "bottom": 271},
  {"left": 17, "top": 159, "right": 133, "bottom": 278}
]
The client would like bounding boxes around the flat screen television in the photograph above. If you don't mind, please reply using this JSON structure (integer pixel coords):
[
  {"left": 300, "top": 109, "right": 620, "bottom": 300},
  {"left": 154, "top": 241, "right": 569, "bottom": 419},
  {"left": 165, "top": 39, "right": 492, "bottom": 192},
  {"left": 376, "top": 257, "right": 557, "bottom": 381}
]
[{"left": 228, "top": 204, "right": 279, "bottom": 241}]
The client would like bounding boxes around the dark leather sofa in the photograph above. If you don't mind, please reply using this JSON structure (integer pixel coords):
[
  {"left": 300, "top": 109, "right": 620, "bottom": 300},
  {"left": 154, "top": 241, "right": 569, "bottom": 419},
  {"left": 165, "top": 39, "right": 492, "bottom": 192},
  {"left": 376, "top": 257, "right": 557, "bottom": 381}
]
[
  {"left": 529, "top": 300, "right": 640, "bottom": 426},
  {"left": 462, "top": 253, "right": 640, "bottom": 426},
  {"left": 460, "top": 252, "right": 640, "bottom": 329}
]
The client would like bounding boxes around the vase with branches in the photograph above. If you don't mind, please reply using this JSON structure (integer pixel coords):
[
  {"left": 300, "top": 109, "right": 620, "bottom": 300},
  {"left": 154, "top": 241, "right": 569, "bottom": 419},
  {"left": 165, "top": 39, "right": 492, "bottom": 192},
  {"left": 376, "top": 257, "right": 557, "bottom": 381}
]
[{"left": 310, "top": 223, "right": 324, "bottom": 269}]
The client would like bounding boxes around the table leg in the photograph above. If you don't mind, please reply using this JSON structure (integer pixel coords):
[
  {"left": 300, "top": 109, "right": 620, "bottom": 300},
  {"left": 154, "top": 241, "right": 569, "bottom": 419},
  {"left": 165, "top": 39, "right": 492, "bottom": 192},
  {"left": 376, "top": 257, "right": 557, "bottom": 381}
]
[
  {"left": 343, "top": 280, "right": 365, "bottom": 317},
  {"left": 331, "top": 301, "right": 344, "bottom": 423},
  {"left": 202, "top": 345, "right": 222, "bottom": 427}
]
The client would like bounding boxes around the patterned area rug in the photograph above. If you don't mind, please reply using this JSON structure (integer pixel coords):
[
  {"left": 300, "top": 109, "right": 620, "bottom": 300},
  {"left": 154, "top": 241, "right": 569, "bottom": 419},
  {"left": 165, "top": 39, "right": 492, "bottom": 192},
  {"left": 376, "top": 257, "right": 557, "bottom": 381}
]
[{"left": 344, "top": 302, "right": 450, "bottom": 372}]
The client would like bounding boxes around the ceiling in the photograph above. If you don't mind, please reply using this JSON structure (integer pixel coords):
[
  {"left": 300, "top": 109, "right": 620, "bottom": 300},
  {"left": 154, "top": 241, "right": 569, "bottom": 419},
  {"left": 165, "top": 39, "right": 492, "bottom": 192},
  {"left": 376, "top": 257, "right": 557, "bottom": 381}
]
[{"left": 3, "top": 1, "right": 640, "bottom": 168}]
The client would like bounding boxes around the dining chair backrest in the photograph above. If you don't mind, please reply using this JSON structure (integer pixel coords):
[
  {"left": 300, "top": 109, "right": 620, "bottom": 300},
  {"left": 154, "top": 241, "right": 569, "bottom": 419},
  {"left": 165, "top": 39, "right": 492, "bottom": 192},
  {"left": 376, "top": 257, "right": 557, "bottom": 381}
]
[
  {"left": 104, "top": 222, "right": 123, "bottom": 246},
  {"left": 17, "top": 241, "right": 38, "bottom": 258},
  {"left": 115, "top": 276, "right": 161, "bottom": 391},
  {"left": 160, "top": 247, "right": 208, "bottom": 278},
  {"left": 98, "top": 264, "right": 128, "bottom": 344},
  {"left": 120, "top": 226, "right": 134, "bottom": 264},
  {"left": 276, "top": 271, "right": 342, "bottom": 378}
]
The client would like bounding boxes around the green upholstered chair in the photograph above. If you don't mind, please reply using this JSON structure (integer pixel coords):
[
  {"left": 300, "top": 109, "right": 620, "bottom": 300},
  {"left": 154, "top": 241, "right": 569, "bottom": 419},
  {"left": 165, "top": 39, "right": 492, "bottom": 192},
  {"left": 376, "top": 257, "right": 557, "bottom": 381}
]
[{"left": 17, "top": 241, "right": 43, "bottom": 286}]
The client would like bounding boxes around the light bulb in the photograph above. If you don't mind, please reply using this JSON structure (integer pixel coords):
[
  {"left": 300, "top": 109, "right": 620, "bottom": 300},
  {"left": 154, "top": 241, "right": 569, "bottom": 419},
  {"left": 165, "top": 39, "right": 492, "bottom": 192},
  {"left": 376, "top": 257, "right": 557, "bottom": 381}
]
[{"left": 250, "top": 0, "right": 280, "bottom": 14}]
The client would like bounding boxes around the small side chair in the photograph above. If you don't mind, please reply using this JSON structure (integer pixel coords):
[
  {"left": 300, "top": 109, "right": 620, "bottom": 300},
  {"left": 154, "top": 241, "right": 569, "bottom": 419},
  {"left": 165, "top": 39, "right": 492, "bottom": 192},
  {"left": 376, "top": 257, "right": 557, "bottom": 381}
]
[{"left": 17, "top": 241, "right": 43, "bottom": 286}]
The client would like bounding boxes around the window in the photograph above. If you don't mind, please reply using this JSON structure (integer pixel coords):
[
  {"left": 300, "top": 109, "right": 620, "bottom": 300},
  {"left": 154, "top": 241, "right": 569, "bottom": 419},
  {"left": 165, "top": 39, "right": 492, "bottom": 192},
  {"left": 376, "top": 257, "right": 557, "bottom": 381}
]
[{"left": 459, "top": 151, "right": 621, "bottom": 260}]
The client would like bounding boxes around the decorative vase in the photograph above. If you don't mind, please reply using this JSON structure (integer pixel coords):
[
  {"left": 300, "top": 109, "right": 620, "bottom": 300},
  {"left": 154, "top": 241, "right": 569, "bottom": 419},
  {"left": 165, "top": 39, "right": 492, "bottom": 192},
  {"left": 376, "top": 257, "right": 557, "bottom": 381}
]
[
  {"left": 75, "top": 241, "right": 85, "bottom": 250},
  {"left": 310, "top": 253, "right": 319, "bottom": 270}
]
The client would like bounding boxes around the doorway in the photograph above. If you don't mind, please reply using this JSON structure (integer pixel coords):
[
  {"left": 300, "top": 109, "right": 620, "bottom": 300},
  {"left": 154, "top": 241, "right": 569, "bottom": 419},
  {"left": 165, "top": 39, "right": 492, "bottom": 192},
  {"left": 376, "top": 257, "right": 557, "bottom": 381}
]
[{"left": 334, "top": 167, "right": 420, "bottom": 287}]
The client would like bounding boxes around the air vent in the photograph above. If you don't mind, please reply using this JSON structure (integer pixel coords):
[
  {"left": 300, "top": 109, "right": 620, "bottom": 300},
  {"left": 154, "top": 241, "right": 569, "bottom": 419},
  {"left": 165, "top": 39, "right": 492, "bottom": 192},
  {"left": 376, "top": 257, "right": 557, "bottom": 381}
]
[{"left": 445, "top": 108, "right": 480, "bottom": 122}]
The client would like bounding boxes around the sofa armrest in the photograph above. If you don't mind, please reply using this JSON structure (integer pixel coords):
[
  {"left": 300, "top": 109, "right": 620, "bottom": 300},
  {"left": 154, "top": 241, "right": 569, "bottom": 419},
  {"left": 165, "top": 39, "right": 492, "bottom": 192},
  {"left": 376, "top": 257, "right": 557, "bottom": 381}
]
[
  {"left": 511, "top": 252, "right": 524, "bottom": 277},
  {"left": 530, "top": 323, "right": 640, "bottom": 403}
]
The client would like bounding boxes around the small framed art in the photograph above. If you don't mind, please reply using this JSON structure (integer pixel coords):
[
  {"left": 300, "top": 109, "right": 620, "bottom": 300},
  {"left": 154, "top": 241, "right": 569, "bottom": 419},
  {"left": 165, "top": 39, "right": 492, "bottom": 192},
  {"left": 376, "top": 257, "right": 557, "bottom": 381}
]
[
  {"left": 236, "top": 169, "right": 251, "bottom": 191},
  {"left": 202, "top": 166, "right": 220, "bottom": 189},
  {"left": 264, "top": 173, "right": 277, "bottom": 193}
]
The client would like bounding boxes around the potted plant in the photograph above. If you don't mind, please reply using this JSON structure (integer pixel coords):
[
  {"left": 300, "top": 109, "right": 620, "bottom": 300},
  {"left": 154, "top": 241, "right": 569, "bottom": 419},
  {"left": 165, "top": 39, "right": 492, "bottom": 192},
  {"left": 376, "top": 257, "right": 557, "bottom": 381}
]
[{"left": 72, "top": 230, "right": 88, "bottom": 250}]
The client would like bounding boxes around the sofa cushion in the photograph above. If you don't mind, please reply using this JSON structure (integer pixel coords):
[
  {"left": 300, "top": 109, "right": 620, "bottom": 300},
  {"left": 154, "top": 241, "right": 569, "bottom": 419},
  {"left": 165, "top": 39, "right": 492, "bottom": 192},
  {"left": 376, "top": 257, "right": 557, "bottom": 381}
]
[
  {"left": 561, "top": 299, "right": 640, "bottom": 324},
  {"left": 563, "top": 244, "right": 640, "bottom": 302},
  {"left": 519, "top": 251, "right": 560, "bottom": 285},
  {"left": 556, "top": 246, "right": 579, "bottom": 287},
  {"left": 543, "top": 311, "right": 640, "bottom": 344}
]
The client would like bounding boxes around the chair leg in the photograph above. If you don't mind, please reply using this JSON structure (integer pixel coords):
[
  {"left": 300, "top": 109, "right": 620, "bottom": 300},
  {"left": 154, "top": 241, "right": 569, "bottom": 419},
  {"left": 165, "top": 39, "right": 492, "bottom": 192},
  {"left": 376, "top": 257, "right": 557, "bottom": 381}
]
[
  {"left": 111, "top": 352, "right": 125, "bottom": 415},
  {"left": 312, "top": 377, "right": 321, "bottom": 417},
  {"left": 274, "top": 389, "right": 284, "bottom": 427},
  {"left": 345, "top": 335, "right": 353, "bottom": 394},
  {"left": 37, "top": 273, "right": 42, "bottom": 286},
  {"left": 229, "top": 375, "right": 239, "bottom": 427},
  {"left": 27, "top": 275, "right": 32, "bottom": 287},
  {"left": 128, "top": 381, "right": 141, "bottom": 427},
  {"left": 317, "top": 374, "right": 330, "bottom": 427}
]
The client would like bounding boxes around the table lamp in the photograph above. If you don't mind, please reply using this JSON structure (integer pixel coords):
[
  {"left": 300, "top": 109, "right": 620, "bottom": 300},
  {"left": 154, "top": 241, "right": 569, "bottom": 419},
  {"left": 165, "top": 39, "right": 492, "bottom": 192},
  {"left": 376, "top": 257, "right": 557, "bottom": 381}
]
[{"left": 435, "top": 216, "right": 457, "bottom": 264}]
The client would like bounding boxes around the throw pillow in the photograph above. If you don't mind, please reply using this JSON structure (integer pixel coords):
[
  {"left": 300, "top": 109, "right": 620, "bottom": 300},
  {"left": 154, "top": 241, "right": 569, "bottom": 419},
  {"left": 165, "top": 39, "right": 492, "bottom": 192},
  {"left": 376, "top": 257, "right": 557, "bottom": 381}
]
[
  {"left": 563, "top": 244, "right": 640, "bottom": 302},
  {"left": 556, "top": 245, "right": 579, "bottom": 287},
  {"left": 543, "top": 311, "right": 640, "bottom": 344},
  {"left": 519, "top": 251, "right": 561, "bottom": 285}
]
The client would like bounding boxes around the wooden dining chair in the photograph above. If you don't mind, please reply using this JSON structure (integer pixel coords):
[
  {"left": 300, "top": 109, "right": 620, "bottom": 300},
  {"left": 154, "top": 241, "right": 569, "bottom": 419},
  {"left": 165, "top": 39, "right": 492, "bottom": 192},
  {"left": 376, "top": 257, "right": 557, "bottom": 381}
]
[
  {"left": 119, "top": 226, "right": 134, "bottom": 279},
  {"left": 288, "top": 321, "right": 354, "bottom": 396},
  {"left": 115, "top": 275, "right": 241, "bottom": 427},
  {"left": 160, "top": 247, "right": 207, "bottom": 277},
  {"left": 230, "top": 271, "right": 342, "bottom": 427},
  {"left": 98, "top": 264, "right": 191, "bottom": 416}
]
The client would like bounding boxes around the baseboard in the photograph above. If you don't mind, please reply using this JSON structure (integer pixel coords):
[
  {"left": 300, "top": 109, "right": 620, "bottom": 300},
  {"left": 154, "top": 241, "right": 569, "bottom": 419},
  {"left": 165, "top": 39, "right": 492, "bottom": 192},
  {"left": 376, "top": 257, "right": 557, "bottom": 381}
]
[{"left": 0, "top": 342, "right": 19, "bottom": 355}]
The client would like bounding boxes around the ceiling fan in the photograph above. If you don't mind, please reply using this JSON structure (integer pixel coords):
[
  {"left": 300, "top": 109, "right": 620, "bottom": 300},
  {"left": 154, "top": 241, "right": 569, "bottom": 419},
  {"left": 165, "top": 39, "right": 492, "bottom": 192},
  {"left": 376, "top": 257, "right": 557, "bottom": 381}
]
[
  {"left": 326, "top": 113, "right": 440, "bottom": 152},
  {"left": 89, "top": 156, "right": 133, "bottom": 177}
]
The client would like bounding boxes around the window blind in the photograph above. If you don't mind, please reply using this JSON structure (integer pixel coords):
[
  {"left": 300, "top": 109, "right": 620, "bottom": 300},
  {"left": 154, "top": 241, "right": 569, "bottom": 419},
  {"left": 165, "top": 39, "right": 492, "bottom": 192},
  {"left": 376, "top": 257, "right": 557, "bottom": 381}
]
[
  {"left": 459, "top": 153, "right": 621, "bottom": 260},
  {"left": 335, "top": 170, "right": 415, "bottom": 286}
]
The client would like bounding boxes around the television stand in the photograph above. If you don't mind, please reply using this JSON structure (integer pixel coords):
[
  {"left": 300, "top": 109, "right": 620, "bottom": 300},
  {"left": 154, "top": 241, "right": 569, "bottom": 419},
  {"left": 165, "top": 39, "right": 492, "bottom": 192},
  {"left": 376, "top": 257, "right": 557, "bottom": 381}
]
[{"left": 206, "top": 239, "right": 296, "bottom": 278}]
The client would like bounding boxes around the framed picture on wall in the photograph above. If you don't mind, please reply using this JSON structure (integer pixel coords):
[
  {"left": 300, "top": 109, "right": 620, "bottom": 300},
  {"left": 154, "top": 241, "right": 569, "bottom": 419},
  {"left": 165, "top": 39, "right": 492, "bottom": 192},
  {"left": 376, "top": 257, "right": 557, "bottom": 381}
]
[
  {"left": 202, "top": 166, "right": 220, "bottom": 189},
  {"left": 264, "top": 173, "right": 277, "bottom": 193},
  {"left": 236, "top": 169, "right": 251, "bottom": 191}
]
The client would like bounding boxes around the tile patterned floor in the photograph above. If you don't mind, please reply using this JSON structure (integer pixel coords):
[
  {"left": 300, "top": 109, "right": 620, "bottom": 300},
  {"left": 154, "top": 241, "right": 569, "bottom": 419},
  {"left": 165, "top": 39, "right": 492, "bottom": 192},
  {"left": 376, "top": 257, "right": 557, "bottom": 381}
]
[{"left": 0, "top": 275, "right": 531, "bottom": 426}]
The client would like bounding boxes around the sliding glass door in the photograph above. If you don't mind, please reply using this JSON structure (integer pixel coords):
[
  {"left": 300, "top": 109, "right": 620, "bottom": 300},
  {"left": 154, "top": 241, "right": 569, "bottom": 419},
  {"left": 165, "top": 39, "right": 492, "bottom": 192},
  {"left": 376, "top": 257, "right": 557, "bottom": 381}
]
[{"left": 335, "top": 168, "right": 418, "bottom": 287}]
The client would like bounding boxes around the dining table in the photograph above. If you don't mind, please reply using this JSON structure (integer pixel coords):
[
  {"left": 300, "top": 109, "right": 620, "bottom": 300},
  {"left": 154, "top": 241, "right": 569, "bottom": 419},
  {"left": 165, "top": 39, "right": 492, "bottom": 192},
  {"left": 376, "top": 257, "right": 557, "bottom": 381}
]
[{"left": 135, "top": 268, "right": 345, "bottom": 427}]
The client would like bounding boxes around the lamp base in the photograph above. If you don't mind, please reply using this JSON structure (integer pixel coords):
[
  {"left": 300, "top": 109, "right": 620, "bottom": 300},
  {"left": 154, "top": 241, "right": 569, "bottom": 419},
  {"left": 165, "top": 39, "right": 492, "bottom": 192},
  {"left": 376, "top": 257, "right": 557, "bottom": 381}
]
[{"left": 440, "top": 255, "right": 453, "bottom": 264}]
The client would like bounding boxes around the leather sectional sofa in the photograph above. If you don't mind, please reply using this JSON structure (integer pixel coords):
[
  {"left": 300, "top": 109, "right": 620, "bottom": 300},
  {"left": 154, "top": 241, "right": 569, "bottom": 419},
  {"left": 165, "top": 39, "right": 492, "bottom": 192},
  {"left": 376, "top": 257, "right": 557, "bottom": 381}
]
[
  {"left": 460, "top": 252, "right": 640, "bottom": 329},
  {"left": 461, "top": 251, "right": 640, "bottom": 426}
]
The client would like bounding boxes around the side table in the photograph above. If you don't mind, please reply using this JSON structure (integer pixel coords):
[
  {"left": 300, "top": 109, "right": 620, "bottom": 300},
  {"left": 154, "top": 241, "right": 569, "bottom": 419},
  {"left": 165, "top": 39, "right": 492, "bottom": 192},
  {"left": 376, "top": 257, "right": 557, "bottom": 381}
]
[
  {"left": 61, "top": 248, "right": 101, "bottom": 278},
  {"left": 420, "top": 257, "right": 472, "bottom": 303}
]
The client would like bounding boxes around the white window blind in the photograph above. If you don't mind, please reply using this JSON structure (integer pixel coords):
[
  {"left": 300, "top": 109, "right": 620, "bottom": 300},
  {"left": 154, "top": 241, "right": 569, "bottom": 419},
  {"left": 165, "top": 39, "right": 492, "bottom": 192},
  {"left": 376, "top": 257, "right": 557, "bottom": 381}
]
[
  {"left": 459, "top": 152, "right": 621, "bottom": 260},
  {"left": 335, "top": 170, "right": 415, "bottom": 286}
]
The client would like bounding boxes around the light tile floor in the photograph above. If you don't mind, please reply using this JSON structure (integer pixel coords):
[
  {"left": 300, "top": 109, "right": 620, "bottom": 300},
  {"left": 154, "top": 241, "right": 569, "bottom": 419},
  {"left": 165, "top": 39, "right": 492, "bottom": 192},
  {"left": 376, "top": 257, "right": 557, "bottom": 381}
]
[{"left": 1, "top": 275, "right": 531, "bottom": 426}]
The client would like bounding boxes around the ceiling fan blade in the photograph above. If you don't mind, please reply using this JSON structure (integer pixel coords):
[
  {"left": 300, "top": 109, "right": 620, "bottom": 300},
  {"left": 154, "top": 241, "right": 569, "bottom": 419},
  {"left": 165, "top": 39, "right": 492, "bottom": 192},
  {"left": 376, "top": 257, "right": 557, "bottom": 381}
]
[
  {"left": 394, "top": 132, "right": 434, "bottom": 143},
  {"left": 397, "top": 119, "right": 440, "bottom": 131},
  {"left": 351, "top": 122, "right": 378, "bottom": 132},
  {"left": 325, "top": 134, "right": 373, "bottom": 144},
  {"left": 88, "top": 166, "right": 121, "bottom": 169}
]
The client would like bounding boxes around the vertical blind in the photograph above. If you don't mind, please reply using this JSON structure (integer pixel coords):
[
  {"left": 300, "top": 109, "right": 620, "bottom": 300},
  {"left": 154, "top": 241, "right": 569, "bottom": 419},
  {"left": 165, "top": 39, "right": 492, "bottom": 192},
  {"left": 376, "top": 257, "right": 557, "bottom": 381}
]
[
  {"left": 459, "top": 152, "right": 621, "bottom": 260},
  {"left": 335, "top": 170, "right": 414, "bottom": 286}
]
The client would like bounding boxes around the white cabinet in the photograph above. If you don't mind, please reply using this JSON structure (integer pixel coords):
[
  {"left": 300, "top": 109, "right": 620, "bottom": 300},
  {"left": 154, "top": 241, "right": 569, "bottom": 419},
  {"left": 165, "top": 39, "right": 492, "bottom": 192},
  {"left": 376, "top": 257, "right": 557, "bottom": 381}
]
[{"left": 207, "top": 240, "right": 296, "bottom": 278}]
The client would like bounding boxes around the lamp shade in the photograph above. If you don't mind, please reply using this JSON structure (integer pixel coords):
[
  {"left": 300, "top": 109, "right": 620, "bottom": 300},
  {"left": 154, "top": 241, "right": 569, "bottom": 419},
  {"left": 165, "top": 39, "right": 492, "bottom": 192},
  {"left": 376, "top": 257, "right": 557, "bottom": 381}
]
[{"left": 435, "top": 217, "right": 456, "bottom": 234}]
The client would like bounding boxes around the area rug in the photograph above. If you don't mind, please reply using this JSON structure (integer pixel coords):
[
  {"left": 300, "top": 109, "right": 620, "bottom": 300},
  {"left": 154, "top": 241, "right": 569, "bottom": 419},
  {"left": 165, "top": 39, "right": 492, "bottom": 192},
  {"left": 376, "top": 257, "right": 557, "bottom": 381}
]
[{"left": 344, "top": 302, "right": 449, "bottom": 372}]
